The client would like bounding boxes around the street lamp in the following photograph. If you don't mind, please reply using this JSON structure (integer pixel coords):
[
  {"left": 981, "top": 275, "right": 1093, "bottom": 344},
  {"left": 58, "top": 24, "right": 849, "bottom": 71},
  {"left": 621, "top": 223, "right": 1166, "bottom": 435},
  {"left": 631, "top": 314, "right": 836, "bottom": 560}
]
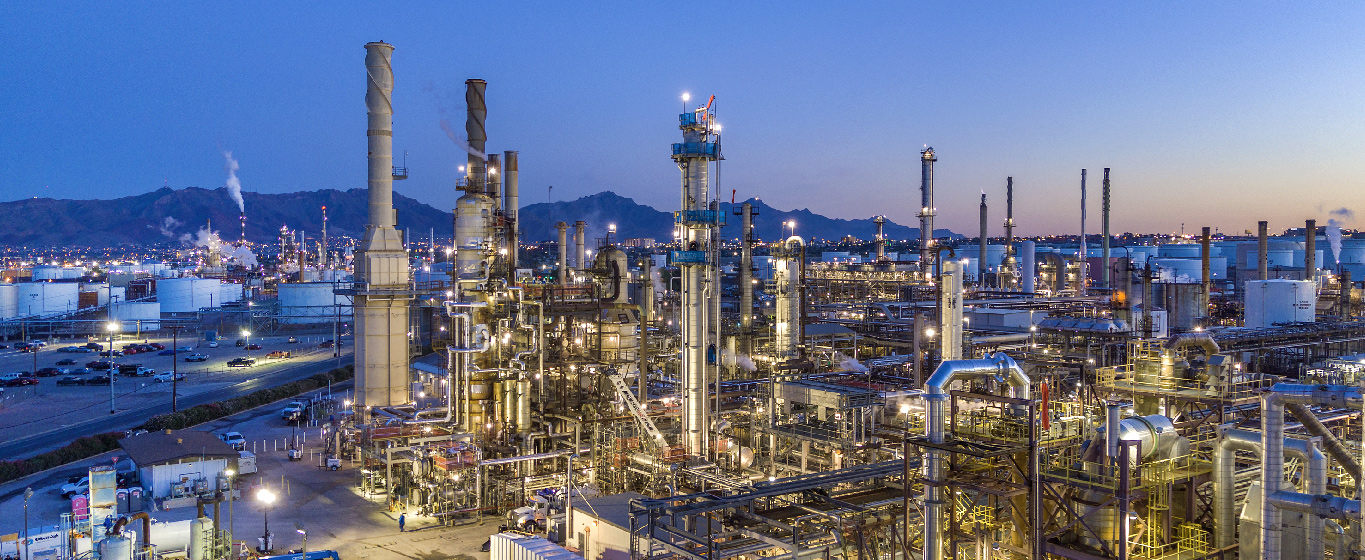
[
  {"left": 223, "top": 469, "right": 235, "bottom": 537},
  {"left": 295, "top": 523, "right": 307, "bottom": 558},
  {"left": 257, "top": 487, "right": 276, "bottom": 552},
  {"left": 106, "top": 322, "right": 118, "bottom": 414},
  {"left": 23, "top": 487, "right": 33, "bottom": 560},
  {"left": 242, "top": 329, "right": 252, "bottom": 361}
]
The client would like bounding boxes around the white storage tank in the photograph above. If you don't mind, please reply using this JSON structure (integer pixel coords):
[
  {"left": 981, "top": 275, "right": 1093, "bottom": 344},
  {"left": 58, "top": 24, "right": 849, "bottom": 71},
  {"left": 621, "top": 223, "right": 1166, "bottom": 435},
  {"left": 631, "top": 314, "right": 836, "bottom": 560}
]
[
  {"left": 1244, "top": 279, "right": 1316, "bottom": 328},
  {"left": 158, "top": 278, "right": 224, "bottom": 312},
  {"left": 0, "top": 283, "right": 16, "bottom": 320},
  {"left": 1157, "top": 244, "right": 1202, "bottom": 258},
  {"left": 278, "top": 282, "right": 353, "bottom": 324},
  {"left": 16, "top": 282, "right": 80, "bottom": 317},
  {"left": 111, "top": 302, "right": 161, "bottom": 331},
  {"left": 218, "top": 283, "right": 243, "bottom": 305}
]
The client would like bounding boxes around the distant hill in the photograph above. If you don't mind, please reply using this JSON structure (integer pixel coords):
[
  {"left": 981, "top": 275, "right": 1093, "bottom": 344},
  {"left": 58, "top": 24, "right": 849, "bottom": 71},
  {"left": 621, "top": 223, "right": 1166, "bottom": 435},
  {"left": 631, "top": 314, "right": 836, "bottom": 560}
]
[
  {"left": 0, "top": 187, "right": 957, "bottom": 247},
  {"left": 517, "top": 192, "right": 959, "bottom": 244},
  {"left": 0, "top": 187, "right": 450, "bottom": 247}
]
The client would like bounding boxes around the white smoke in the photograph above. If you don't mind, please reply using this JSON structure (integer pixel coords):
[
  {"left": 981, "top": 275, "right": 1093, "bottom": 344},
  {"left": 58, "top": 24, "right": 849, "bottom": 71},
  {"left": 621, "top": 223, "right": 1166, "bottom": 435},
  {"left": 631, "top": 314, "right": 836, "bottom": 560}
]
[
  {"left": 439, "top": 119, "right": 487, "bottom": 160},
  {"left": 181, "top": 227, "right": 258, "bottom": 267},
  {"left": 1328, "top": 219, "right": 1344, "bottom": 267},
  {"left": 721, "top": 349, "right": 757, "bottom": 373},
  {"left": 222, "top": 150, "right": 245, "bottom": 213},
  {"left": 651, "top": 267, "right": 664, "bottom": 295},
  {"left": 159, "top": 216, "right": 182, "bottom": 238},
  {"left": 833, "top": 351, "right": 868, "bottom": 373}
]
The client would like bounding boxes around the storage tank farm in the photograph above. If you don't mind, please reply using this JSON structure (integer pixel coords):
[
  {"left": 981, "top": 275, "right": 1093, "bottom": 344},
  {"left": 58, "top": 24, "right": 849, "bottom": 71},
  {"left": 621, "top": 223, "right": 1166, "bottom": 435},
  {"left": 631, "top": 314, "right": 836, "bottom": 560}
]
[{"left": 28, "top": 39, "right": 1331, "bottom": 560}]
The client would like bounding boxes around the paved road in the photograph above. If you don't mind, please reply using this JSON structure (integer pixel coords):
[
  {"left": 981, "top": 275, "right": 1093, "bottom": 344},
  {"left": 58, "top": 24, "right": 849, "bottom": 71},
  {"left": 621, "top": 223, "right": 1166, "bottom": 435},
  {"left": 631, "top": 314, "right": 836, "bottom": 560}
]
[{"left": 0, "top": 349, "right": 354, "bottom": 459}]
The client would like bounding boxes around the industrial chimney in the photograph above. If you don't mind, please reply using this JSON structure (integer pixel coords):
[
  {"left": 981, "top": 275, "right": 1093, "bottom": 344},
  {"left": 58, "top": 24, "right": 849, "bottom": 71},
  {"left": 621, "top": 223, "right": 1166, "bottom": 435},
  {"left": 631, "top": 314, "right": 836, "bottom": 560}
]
[{"left": 355, "top": 41, "right": 411, "bottom": 411}]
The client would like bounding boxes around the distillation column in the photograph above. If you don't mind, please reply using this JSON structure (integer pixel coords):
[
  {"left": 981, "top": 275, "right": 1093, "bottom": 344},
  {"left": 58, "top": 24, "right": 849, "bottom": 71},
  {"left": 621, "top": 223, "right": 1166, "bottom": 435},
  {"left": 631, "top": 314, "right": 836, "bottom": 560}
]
[
  {"left": 739, "top": 202, "right": 756, "bottom": 352},
  {"left": 671, "top": 101, "right": 721, "bottom": 456},
  {"left": 355, "top": 41, "right": 411, "bottom": 409},
  {"left": 455, "top": 80, "right": 495, "bottom": 283},
  {"left": 1102, "top": 168, "right": 1111, "bottom": 289},
  {"left": 874, "top": 216, "right": 886, "bottom": 262},
  {"left": 918, "top": 148, "right": 937, "bottom": 277},
  {"left": 978, "top": 193, "right": 988, "bottom": 287},
  {"left": 1002, "top": 177, "right": 1017, "bottom": 289},
  {"left": 940, "top": 259, "right": 963, "bottom": 361},
  {"left": 774, "top": 237, "right": 804, "bottom": 359}
]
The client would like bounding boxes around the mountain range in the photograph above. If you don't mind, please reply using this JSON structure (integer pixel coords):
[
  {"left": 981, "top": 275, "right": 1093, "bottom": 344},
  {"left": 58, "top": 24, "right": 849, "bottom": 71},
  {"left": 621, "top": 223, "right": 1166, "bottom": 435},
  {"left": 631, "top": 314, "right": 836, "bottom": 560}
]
[{"left": 0, "top": 187, "right": 957, "bottom": 247}]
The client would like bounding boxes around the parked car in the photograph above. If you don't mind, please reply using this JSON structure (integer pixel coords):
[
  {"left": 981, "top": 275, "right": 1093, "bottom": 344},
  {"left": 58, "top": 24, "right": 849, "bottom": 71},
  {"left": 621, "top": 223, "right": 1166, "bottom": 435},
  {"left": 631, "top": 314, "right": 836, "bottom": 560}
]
[
  {"left": 85, "top": 375, "right": 112, "bottom": 385},
  {"left": 86, "top": 361, "right": 115, "bottom": 370},
  {"left": 84, "top": 342, "right": 103, "bottom": 351},
  {"left": 227, "top": 358, "right": 255, "bottom": 368},
  {"left": 287, "top": 337, "right": 299, "bottom": 344},
  {"left": 61, "top": 477, "right": 89, "bottom": 498},
  {"left": 245, "top": 344, "right": 262, "bottom": 351},
  {"left": 0, "top": 344, "right": 8, "bottom": 349},
  {"left": 184, "top": 353, "right": 208, "bottom": 362},
  {"left": 280, "top": 402, "right": 306, "bottom": 421},
  {"left": 235, "top": 339, "right": 245, "bottom": 347},
  {"left": 56, "top": 358, "right": 77, "bottom": 366},
  {"left": 148, "top": 343, "right": 165, "bottom": 350},
  {"left": 75, "top": 347, "right": 94, "bottom": 353},
  {"left": 220, "top": 432, "right": 246, "bottom": 450},
  {"left": 29, "top": 340, "right": 47, "bottom": 347},
  {"left": 67, "top": 367, "right": 92, "bottom": 375},
  {"left": 58, "top": 346, "right": 81, "bottom": 353},
  {"left": 207, "top": 341, "right": 219, "bottom": 348},
  {"left": 159, "top": 349, "right": 177, "bottom": 355},
  {"left": 266, "top": 351, "right": 291, "bottom": 359},
  {"left": 177, "top": 346, "right": 193, "bottom": 352},
  {"left": 319, "top": 340, "right": 335, "bottom": 349},
  {"left": 35, "top": 367, "right": 61, "bottom": 377},
  {"left": 4, "top": 376, "right": 38, "bottom": 387},
  {"left": 98, "top": 350, "right": 123, "bottom": 357},
  {"left": 56, "top": 376, "right": 85, "bottom": 386},
  {"left": 153, "top": 371, "right": 185, "bottom": 383}
]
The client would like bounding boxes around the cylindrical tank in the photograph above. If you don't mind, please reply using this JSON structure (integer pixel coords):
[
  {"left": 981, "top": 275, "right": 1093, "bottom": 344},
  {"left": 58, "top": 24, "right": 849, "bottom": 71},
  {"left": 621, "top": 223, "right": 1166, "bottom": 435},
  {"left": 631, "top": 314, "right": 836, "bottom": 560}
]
[
  {"left": 218, "top": 283, "right": 243, "bottom": 305},
  {"left": 110, "top": 302, "right": 162, "bottom": 331},
  {"left": 455, "top": 192, "right": 496, "bottom": 280},
  {"left": 278, "top": 283, "right": 353, "bottom": 324},
  {"left": 157, "top": 278, "right": 224, "bottom": 313},
  {"left": 1157, "top": 244, "right": 1202, "bottom": 258},
  {"left": 1161, "top": 283, "right": 1205, "bottom": 330},
  {"left": 16, "top": 282, "right": 80, "bottom": 317},
  {"left": 1244, "top": 279, "right": 1316, "bottom": 328},
  {"left": 1021, "top": 240, "right": 1036, "bottom": 293},
  {"left": 188, "top": 516, "right": 213, "bottom": 560},
  {"left": 0, "top": 284, "right": 17, "bottom": 319},
  {"left": 99, "top": 535, "right": 134, "bottom": 560}
]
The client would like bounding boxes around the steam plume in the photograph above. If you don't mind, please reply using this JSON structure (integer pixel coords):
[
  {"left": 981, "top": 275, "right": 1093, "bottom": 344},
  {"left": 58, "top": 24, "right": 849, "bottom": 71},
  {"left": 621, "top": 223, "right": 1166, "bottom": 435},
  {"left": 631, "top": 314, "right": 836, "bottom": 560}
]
[
  {"left": 222, "top": 150, "right": 244, "bottom": 213},
  {"left": 181, "top": 227, "right": 258, "bottom": 267},
  {"left": 159, "top": 216, "right": 182, "bottom": 238},
  {"left": 440, "top": 119, "right": 487, "bottom": 160},
  {"left": 833, "top": 351, "right": 868, "bottom": 372},
  {"left": 1327, "top": 219, "right": 1344, "bottom": 266}
]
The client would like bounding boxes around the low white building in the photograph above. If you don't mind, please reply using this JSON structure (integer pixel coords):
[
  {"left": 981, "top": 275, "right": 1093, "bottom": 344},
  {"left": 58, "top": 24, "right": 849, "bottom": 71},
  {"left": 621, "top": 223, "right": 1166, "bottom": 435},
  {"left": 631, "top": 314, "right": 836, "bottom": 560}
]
[{"left": 119, "top": 430, "right": 238, "bottom": 502}]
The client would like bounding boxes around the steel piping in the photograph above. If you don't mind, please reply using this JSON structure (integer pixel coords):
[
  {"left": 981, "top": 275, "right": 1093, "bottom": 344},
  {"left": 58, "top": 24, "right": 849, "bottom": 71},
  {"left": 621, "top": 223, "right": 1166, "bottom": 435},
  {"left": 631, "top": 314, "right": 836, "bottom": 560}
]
[
  {"left": 1261, "top": 383, "right": 1365, "bottom": 560},
  {"left": 1213, "top": 427, "right": 1323, "bottom": 552},
  {"left": 922, "top": 353, "right": 1029, "bottom": 560}
]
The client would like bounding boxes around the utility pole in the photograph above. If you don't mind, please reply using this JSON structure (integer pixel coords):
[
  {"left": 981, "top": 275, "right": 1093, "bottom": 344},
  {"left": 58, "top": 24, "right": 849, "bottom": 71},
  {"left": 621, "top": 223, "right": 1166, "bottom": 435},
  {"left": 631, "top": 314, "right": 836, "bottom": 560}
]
[{"left": 170, "top": 326, "right": 182, "bottom": 412}]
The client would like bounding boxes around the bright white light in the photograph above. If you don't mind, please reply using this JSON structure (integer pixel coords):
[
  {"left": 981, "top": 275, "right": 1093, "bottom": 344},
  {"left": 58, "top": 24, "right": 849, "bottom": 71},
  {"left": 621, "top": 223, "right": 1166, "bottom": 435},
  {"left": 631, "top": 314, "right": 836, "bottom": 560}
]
[
  {"left": 106, "top": 322, "right": 118, "bottom": 332},
  {"left": 257, "top": 488, "right": 276, "bottom": 504},
  {"left": 899, "top": 403, "right": 910, "bottom": 414},
  {"left": 418, "top": 392, "right": 425, "bottom": 398},
  {"left": 925, "top": 328, "right": 936, "bottom": 337},
  {"left": 682, "top": 92, "right": 691, "bottom": 102}
]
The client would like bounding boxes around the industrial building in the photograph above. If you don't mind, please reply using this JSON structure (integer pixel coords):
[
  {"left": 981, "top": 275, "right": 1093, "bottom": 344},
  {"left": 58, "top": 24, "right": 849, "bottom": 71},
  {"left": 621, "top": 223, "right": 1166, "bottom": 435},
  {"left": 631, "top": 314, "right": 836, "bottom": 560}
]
[{"left": 36, "top": 40, "right": 1365, "bottom": 560}]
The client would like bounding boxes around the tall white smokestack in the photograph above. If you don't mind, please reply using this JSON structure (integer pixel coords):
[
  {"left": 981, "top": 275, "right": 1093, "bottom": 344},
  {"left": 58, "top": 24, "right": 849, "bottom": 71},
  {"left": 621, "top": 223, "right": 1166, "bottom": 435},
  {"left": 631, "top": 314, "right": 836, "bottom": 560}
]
[{"left": 355, "top": 41, "right": 411, "bottom": 411}]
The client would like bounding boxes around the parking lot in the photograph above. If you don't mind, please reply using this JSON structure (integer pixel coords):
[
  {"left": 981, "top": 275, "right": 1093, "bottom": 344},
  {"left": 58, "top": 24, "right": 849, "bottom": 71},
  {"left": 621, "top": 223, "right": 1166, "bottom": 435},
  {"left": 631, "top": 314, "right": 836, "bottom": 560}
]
[
  {"left": 0, "top": 330, "right": 350, "bottom": 454},
  {"left": 0, "top": 379, "right": 496, "bottom": 560}
]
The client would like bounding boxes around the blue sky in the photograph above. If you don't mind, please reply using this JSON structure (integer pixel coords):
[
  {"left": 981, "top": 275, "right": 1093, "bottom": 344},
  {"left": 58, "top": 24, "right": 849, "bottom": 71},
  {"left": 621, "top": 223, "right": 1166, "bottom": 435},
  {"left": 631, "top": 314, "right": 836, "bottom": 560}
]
[{"left": 1, "top": 2, "right": 1362, "bottom": 237}]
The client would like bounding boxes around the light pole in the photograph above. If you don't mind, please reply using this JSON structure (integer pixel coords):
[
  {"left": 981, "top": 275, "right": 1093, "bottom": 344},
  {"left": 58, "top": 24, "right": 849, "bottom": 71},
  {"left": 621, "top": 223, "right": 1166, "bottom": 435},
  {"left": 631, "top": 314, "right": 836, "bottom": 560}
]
[
  {"left": 170, "top": 326, "right": 181, "bottom": 412},
  {"left": 224, "top": 469, "right": 235, "bottom": 538},
  {"left": 257, "top": 487, "right": 276, "bottom": 552},
  {"left": 23, "top": 487, "right": 33, "bottom": 560},
  {"left": 242, "top": 329, "right": 252, "bottom": 361},
  {"left": 295, "top": 524, "right": 307, "bottom": 558},
  {"left": 107, "top": 322, "right": 118, "bottom": 414}
]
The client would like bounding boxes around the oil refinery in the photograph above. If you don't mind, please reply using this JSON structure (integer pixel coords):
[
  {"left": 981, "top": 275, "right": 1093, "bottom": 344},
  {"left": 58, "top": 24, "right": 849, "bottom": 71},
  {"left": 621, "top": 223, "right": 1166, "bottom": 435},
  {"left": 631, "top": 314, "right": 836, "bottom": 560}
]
[{"left": 5, "top": 35, "right": 1365, "bottom": 560}]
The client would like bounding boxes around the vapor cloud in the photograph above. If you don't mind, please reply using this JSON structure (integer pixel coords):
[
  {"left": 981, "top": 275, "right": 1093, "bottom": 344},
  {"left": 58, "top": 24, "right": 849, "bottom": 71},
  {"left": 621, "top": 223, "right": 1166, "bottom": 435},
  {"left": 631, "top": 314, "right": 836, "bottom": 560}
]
[
  {"left": 222, "top": 150, "right": 244, "bottom": 213},
  {"left": 181, "top": 227, "right": 258, "bottom": 267},
  {"left": 1330, "top": 207, "right": 1355, "bottom": 220},
  {"left": 159, "top": 216, "right": 182, "bottom": 237}
]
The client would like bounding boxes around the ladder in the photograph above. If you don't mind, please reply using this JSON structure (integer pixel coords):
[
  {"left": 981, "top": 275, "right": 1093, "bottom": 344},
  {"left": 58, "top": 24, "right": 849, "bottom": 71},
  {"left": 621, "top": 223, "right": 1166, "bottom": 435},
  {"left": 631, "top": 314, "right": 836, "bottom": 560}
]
[{"left": 608, "top": 373, "right": 667, "bottom": 449}]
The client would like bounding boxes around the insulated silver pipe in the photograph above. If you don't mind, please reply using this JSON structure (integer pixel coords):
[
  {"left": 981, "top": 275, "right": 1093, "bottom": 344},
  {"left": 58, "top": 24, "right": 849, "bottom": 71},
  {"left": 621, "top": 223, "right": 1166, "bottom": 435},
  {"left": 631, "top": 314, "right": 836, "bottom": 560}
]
[
  {"left": 1105, "top": 402, "right": 1120, "bottom": 461},
  {"left": 1261, "top": 384, "right": 1365, "bottom": 557},
  {"left": 922, "top": 354, "right": 1029, "bottom": 560},
  {"left": 1214, "top": 427, "right": 1320, "bottom": 550}
]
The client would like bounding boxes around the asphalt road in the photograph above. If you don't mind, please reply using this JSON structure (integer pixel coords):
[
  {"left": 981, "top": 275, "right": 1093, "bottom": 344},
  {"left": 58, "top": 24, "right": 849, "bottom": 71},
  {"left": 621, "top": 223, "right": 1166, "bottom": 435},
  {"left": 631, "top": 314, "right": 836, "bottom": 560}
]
[{"left": 0, "top": 347, "right": 355, "bottom": 459}]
